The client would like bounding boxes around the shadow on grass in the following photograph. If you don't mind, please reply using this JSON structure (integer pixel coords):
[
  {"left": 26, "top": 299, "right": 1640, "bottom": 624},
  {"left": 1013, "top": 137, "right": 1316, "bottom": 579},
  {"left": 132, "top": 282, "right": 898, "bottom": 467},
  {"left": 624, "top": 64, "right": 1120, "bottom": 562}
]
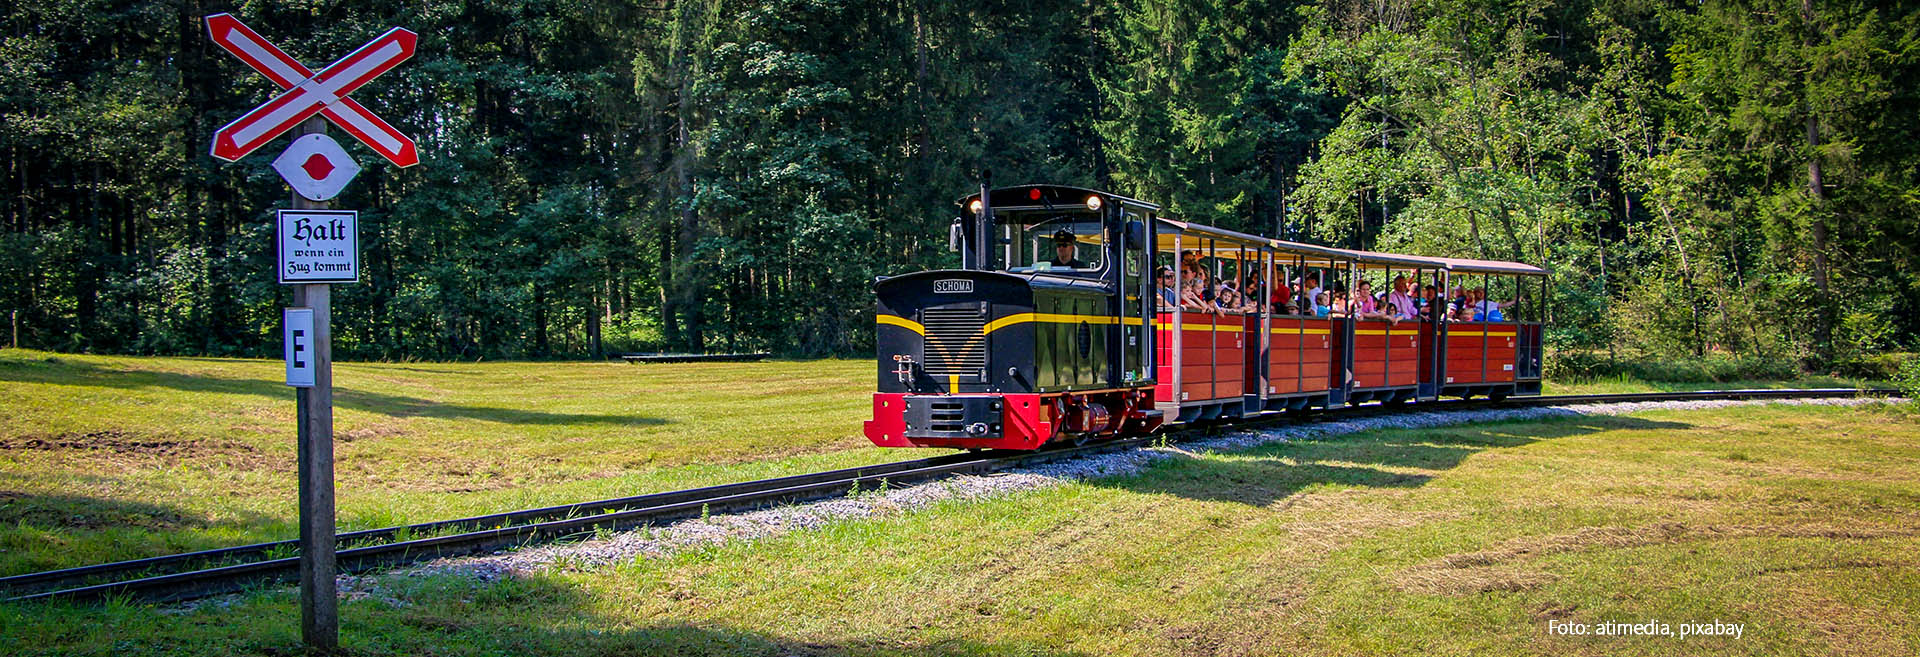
[
  {"left": 1103, "top": 416, "right": 1692, "bottom": 507},
  {"left": 0, "top": 480, "right": 287, "bottom": 577},
  {"left": 0, "top": 491, "right": 246, "bottom": 533},
  {"left": 3, "top": 570, "right": 1095, "bottom": 657},
  {"left": 0, "top": 355, "right": 664, "bottom": 428},
  {"left": 350, "top": 572, "right": 1099, "bottom": 657}
]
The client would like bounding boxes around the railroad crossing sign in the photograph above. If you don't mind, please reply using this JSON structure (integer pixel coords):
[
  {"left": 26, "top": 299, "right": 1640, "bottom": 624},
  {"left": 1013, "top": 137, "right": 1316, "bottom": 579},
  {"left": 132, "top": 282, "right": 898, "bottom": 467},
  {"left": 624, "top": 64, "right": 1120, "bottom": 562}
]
[
  {"left": 205, "top": 13, "right": 420, "bottom": 167},
  {"left": 273, "top": 134, "right": 361, "bottom": 201},
  {"left": 202, "top": 13, "right": 425, "bottom": 652}
]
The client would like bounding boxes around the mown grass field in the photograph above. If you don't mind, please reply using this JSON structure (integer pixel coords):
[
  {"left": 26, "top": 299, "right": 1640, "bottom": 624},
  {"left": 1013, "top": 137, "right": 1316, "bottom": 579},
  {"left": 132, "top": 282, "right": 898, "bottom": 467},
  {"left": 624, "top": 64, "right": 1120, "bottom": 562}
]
[
  {"left": 3, "top": 402, "right": 1916, "bottom": 656},
  {"left": 0, "top": 349, "right": 919, "bottom": 576},
  {"left": 1541, "top": 374, "right": 1872, "bottom": 396},
  {"left": 0, "top": 347, "right": 1884, "bottom": 578}
]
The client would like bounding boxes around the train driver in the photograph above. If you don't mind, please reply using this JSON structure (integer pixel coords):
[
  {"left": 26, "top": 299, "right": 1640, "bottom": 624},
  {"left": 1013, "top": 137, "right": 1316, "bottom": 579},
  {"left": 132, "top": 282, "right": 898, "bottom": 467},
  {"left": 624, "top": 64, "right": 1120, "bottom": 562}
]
[{"left": 1052, "top": 229, "right": 1088, "bottom": 269}]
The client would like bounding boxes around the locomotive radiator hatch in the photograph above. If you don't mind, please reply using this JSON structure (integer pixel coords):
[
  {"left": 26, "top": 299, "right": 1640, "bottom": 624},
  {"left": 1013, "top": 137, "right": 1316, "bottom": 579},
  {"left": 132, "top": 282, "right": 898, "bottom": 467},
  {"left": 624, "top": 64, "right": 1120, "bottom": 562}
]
[{"left": 873, "top": 269, "right": 1035, "bottom": 397}]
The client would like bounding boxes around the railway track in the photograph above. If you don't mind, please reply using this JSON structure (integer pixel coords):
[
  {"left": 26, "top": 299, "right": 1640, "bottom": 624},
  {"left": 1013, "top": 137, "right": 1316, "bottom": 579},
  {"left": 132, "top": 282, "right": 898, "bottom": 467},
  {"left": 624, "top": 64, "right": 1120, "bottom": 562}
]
[{"left": 2, "top": 387, "right": 1894, "bottom": 605}]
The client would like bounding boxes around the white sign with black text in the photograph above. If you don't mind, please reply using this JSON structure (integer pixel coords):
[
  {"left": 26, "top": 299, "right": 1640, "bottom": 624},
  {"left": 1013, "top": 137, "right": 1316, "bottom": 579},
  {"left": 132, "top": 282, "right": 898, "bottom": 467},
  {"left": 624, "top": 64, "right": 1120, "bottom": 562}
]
[
  {"left": 277, "top": 209, "right": 359, "bottom": 283},
  {"left": 284, "top": 307, "right": 315, "bottom": 387}
]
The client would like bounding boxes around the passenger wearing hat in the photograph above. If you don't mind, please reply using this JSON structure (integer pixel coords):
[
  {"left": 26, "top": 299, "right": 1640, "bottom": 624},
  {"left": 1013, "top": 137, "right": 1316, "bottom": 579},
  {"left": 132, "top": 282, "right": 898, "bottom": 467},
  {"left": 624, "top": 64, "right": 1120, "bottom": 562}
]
[{"left": 1052, "top": 228, "right": 1088, "bottom": 269}]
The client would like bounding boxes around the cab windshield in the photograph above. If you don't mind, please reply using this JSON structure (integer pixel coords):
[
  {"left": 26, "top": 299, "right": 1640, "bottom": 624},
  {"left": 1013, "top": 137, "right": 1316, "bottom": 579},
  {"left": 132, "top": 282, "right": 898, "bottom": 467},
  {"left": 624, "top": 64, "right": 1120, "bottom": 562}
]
[{"left": 993, "top": 209, "right": 1104, "bottom": 273}]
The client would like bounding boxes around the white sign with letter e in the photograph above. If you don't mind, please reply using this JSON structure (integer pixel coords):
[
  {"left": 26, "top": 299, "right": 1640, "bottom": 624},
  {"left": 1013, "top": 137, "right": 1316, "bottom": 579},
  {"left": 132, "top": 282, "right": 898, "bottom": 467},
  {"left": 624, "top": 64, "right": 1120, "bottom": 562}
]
[
  {"left": 277, "top": 209, "right": 359, "bottom": 283},
  {"left": 285, "top": 307, "right": 315, "bottom": 387}
]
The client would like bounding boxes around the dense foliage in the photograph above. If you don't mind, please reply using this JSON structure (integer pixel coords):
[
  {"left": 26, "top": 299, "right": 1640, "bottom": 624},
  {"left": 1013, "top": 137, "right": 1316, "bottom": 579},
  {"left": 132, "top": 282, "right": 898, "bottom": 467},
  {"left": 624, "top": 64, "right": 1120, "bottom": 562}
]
[{"left": 2, "top": 0, "right": 1915, "bottom": 362}]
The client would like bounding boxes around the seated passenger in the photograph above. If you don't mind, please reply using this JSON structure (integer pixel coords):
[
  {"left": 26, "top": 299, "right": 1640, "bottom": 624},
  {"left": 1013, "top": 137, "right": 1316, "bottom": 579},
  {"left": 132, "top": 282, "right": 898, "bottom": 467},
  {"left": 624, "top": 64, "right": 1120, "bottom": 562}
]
[
  {"left": 1419, "top": 284, "right": 1439, "bottom": 319},
  {"left": 1313, "top": 291, "right": 1331, "bottom": 317},
  {"left": 1217, "top": 277, "right": 1257, "bottom": 313},
  {"left": 1270, "top": 277, "right": 1292, "bottom": 310},
  {"left": 1242, "top": 272, "right": 1268, "bottom": 313},
  {"left": 1329, "top": 289, "right": 1350, "bottom": 317},
  {"left": 1352, "top": 280, "right": 1399, "bottom": 324},
  {"left": 1473, "top": 289, "right": 1522, "bottom": 321},
  {"left": 1350, "top": 282, "right": 1371, "bottom": 315},
  {"left": 1386, "top": 275, "right": 1419, "bottom": 322},
  {"left": 1300, "top": 274, "right": 1322, "bottom": 314},
  {"left": 1051, "top": 229, "right": 1088, "bottom": 269},
  {"left": 1182, "top": 267, "right": 1220, "bottom": 314},
  {"left": 1155, "top": 266, "right": 1179, "bottom": 310},
  {"left": 1214, "top": 278, "right": 1241, "bottom": 310},
  {"left": 1179, "top": 249, "right": 1201, "bottom": 276}
]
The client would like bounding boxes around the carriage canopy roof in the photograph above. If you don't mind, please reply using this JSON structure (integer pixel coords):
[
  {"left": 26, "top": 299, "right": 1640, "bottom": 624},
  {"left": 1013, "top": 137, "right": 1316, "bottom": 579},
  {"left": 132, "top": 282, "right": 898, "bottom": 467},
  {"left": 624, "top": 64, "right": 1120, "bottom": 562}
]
[
  {"left": 1320, "top": 247, "right": 1446, "bottom": 270},
  {"left": 1136, "top": 216, "right": 1546, "bottom": 275},
  {"left": 1418, "top": 255, "right": 1548, "bottom": 276}
]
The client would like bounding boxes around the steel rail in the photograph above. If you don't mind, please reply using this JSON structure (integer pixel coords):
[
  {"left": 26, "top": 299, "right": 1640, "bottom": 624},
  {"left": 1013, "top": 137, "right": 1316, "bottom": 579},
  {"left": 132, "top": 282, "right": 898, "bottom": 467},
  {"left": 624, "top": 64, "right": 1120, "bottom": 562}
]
[
  {"left": 3, "top": 387, "right": 1896, "bottom": 604},
  {"left": 0, "top": 450, "right": 1005, "bottom": 595}
]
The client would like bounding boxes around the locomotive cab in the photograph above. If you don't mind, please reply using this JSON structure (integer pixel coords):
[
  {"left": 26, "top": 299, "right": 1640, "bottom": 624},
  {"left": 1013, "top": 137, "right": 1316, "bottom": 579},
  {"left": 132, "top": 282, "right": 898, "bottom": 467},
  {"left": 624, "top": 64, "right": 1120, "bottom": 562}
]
[{"left": 864, "top": 185, "right": 1164, "bottom": 449}]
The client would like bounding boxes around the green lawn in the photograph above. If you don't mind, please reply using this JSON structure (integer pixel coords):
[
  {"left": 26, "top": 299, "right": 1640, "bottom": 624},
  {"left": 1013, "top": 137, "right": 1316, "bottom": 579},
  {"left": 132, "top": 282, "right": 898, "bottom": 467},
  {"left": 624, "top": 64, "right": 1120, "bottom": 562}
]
[
  {"left": 1543, "top": 374, "right": 1878, "bottom": 396},
  {"left": 3, "top": 402, "right": 1915, "bottom": 656},
  {"left": 0, "top": 349, "right": 927, "bottom": 576},
  {"left": 0, "top": 348, "right": 1884, "bottom": 578}
]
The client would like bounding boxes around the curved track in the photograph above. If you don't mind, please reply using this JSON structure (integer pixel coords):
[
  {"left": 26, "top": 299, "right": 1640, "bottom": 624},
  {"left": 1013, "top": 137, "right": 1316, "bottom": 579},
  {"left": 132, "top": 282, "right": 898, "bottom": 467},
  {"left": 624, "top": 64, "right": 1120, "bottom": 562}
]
[{"left": 1, "top": 388, "right": 1893, "bottom": 604}]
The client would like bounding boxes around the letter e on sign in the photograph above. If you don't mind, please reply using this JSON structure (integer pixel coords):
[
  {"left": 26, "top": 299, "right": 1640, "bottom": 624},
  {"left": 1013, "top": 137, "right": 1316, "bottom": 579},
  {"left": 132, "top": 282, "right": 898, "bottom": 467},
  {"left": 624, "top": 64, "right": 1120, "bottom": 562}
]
[{"left": 285, "top": 307, "right": 315, "bottom": 387}]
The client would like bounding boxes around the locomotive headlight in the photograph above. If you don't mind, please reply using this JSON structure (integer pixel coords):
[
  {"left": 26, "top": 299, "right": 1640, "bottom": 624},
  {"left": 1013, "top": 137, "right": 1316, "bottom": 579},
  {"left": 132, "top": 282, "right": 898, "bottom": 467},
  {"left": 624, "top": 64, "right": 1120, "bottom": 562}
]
[
  {"left": 969, "top": 199, "right": 983, "bottom": 214},
  {"left": 1085, "top": 195, "right": 1103, "bottom": 211}
]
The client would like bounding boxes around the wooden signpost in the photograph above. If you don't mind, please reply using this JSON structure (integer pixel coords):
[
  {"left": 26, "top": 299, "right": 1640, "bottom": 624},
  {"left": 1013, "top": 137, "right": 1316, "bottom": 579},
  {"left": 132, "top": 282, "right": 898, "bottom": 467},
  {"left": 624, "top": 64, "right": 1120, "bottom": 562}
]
[{"left": 204, "top": 13, "right": 418, "bottom": 652}]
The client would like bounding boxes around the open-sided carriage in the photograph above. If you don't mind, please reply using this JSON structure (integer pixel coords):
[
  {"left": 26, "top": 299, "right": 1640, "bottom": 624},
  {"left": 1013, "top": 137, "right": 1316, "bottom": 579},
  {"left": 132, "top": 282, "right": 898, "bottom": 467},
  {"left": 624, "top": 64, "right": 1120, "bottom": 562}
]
[{"left": 865, "top": 184, "right": 1545, "bottom": 450}]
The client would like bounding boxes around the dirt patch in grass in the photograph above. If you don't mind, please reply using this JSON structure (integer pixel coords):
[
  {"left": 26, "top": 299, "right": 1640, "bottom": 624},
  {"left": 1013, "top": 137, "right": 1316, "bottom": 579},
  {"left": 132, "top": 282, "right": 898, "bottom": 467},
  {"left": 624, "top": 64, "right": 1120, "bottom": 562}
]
[
  {"left": 1733, "top": 461, "right": 1918, "bottom": 484},
  {"left": 0, "top": 430, "right": 277, "bottom": 469},
  {"left": 338, "top": 422, "right": 414, "bottom": 442},
  {"left": 1432, "top": 523, "right": 1917, "bottom": 570},
  {"left": 1397, "top": 565, "right": 1559, "bottom": 595},
  {"left": 1157, "top": 566, "right": 1313, "bottom": 657},
  {"left": 1273, "top": 486, "right": 1411, "bottom": 511},
  {"left": 1395, "top": 522, "right": 1920, "bottom": 596},
  {"left": 1285, "top": 508, "right": 1463, "bottom": 553},
  {"left": 366, "top": 454, "right": 525, "bottom": 493},
  {"left": 1768, "top": 577, "right": 1913, "bottom": 656}
]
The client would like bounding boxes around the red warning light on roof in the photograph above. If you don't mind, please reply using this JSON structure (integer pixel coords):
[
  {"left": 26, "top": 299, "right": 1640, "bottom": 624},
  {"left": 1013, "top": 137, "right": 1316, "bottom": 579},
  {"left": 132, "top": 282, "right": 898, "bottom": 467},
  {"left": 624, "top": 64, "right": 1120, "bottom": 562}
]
[{"left": 1029, "top": 188, "right": 1043, "bottom": 200}]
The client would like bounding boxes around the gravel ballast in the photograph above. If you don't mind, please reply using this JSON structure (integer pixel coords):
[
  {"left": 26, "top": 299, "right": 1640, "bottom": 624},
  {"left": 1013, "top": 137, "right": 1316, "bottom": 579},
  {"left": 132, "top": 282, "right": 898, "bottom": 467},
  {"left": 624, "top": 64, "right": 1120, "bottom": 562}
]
[{"left": 360, "top": 396, "right": 1902, "bottom": 593}]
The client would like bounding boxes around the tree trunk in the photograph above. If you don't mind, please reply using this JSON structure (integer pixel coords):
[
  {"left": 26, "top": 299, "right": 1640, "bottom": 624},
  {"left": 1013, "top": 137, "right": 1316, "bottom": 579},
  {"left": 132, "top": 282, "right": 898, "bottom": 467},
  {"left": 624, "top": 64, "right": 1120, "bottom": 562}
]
[
  {"left": 1805, "top": 114, "right": 1832, "bottom": 351},
  {"left": 1803, "top": 0, "right": 1833, "bottom": 355},
  {"left": 587, "top": 284, "right": 602, "bottom": 359},
  {"left": 533, "top": 282, "right": 549, "bottom": 357}
]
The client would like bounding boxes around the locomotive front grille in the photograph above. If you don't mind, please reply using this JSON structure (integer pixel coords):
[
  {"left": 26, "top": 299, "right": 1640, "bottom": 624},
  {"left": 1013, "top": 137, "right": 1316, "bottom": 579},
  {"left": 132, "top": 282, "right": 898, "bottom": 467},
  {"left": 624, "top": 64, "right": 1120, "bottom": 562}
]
[{"left": 922, "top": 305, "right": 987, "bottom": 378}]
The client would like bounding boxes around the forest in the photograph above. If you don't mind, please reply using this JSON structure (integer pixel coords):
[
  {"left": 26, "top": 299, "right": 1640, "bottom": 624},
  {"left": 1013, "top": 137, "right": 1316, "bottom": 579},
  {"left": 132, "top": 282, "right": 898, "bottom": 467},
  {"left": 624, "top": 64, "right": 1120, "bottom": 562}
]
[{"left": 2, "top": 0, "right": 1916, "bottom": 369}]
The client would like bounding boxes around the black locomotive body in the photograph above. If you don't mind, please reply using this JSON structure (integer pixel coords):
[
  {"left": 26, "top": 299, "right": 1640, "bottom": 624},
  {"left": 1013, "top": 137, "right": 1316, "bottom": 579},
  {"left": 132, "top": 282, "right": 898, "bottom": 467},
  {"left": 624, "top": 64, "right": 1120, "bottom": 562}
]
[{"left": 864, "top": 185, "right": 1164, "bottom": 449}]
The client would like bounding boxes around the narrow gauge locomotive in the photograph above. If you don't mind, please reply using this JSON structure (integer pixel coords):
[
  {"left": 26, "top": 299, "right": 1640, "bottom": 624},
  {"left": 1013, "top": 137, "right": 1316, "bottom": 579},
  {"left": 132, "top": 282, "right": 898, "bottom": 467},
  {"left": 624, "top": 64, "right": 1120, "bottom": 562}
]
[{"left": 864, "top": 184, "right": 1546, "bottom": 451}]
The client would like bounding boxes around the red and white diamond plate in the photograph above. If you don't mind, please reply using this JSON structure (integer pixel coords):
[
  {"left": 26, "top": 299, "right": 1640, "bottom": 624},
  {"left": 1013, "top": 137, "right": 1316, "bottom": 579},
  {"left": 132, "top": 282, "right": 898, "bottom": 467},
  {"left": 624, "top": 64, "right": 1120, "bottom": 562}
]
[
  {"left": 205, "top": 13, "right": 419, "bottom": 167},
  {"left": 273, "top": 134, "right": 362, "bottom": 201}
]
